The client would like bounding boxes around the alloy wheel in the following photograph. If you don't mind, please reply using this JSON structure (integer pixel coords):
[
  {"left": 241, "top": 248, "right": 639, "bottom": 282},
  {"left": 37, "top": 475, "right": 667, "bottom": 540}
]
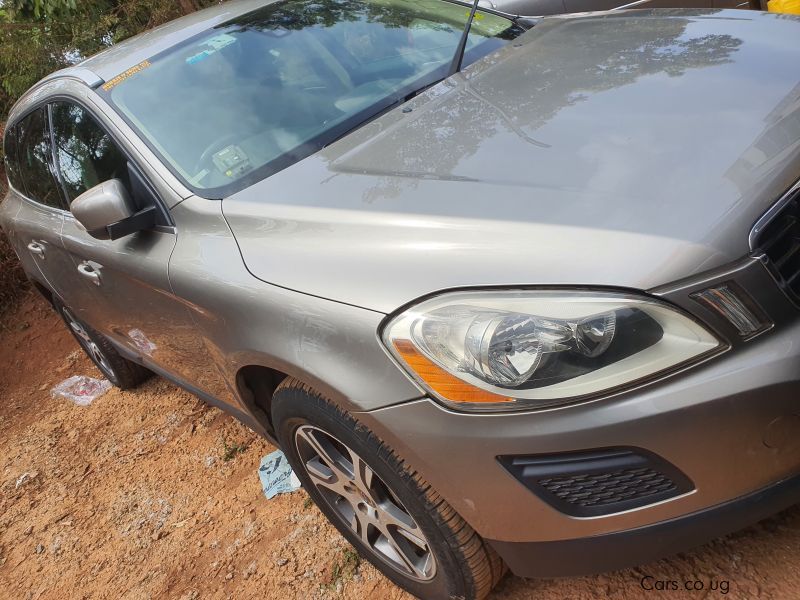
[
  {"left": 63, "top": 308, "right": 114, "bottom": 379},
  {"left": 294, "top": 425, "right": 436, "bottom": 581}
]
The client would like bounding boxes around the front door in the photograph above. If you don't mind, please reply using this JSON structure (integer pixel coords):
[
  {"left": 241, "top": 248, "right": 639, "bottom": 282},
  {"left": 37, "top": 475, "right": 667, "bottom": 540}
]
[{"left": 48, "top": 99, "right": 238, "bottom": 408}]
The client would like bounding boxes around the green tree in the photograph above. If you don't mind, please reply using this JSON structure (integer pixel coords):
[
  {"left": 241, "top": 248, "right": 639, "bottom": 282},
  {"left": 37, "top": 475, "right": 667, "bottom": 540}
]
[{"left": 0, "top": 0, "right": 218, "bottom": 116}]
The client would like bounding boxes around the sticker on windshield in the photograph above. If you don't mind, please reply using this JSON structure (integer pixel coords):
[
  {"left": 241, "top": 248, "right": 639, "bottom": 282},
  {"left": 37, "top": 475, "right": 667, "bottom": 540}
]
[
  {"left": 102, "top": 60, "right": 152, "bottom": 91},
  {"left": 186, "top": 33, "right": 237, "bottom": 65}
]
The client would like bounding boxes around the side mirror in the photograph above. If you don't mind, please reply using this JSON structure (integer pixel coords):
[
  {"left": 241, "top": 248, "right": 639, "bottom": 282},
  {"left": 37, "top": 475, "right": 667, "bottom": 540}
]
[{"left": 71, "top": 179, "right": 156, "bottom": 240}]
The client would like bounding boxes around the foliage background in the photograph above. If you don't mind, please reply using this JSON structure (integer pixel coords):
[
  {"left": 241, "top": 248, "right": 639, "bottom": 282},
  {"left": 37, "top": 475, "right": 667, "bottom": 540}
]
[{"left": 0, "top": 0, "right": 219, "bottom": 313}]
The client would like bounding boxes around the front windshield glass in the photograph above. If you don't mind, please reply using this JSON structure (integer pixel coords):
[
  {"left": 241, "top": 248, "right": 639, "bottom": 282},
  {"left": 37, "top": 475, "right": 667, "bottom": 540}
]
[{"left": 102, "top": 0, "right": 523, "bottom": 197}]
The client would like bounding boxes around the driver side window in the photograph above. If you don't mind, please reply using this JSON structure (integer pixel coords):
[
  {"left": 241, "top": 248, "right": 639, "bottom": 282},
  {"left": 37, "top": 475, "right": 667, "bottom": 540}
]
[{"left": 50, "top": 101, "right": 131, "bottom": 204}]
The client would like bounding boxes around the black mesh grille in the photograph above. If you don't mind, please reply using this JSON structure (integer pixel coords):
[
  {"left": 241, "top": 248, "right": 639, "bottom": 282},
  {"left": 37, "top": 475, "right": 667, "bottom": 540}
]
[
  {"left": 498, "top": 448, "right": 694, "bottom": 517},
  {"left": 755, "top": 189, "right": 800, "bottom": 304},
  {"left": 538, "top": 466, "right": 677, "bottom": 509}
]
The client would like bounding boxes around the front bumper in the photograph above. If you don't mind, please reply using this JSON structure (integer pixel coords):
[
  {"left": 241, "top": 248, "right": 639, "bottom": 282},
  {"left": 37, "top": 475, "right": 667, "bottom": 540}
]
[
  {"left": 356, "top": 274, "right": 800, "bottom": 576},
  {"left": 491, "top": 472, "right": 800, "bottom": 577}
]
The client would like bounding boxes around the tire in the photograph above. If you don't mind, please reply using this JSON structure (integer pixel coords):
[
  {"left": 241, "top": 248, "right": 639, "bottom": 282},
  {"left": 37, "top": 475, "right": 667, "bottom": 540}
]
[
  {"left": 54, "top": 298, "right": 152, "bottom": 390},
  {"left": 272, "top": 377, "right": 506, "bottom": 600}
]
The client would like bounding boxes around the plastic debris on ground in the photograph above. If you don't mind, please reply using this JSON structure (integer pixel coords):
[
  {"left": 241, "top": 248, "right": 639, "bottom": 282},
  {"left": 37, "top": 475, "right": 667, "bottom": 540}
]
[
  {"left": 259, "top": 449, "right": 302, "bottom": 499},
  {"left": 50, "top": 375, "right": 112, "bottom": 406},
  {"left": 15, "top": 472, "right": 37, "bottom": 489}
]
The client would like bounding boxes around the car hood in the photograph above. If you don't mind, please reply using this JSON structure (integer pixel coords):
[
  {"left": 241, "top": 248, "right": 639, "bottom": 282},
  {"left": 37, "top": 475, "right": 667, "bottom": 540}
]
[{"left": 223, "top": 9, "right": 800, "bottom": 314}]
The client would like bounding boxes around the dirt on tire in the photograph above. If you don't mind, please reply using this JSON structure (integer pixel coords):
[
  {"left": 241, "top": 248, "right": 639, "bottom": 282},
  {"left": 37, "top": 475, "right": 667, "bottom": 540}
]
[{"left": 1, "top": 292, "right": 799, "bottom": 599}]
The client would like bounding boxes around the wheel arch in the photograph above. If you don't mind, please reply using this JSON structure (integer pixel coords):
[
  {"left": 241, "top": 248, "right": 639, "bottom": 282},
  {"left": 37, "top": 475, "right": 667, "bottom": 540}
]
[{"left": 234, "top": 360, "right": 362, "bottom": 440}]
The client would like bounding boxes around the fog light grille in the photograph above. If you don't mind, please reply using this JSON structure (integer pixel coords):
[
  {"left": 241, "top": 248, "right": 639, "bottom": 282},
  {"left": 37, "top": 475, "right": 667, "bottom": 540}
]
[
  {"left": 539, "top": 466, "right": 676, "bottom": 508},
  {"left": 498, "top": 448, "right": 694, "bottom": 517}
]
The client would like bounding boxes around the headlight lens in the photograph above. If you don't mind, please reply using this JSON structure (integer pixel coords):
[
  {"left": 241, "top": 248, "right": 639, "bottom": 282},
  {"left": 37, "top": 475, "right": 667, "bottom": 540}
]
[{"left": 383, "top": 290, "right": 722, "bottom": 411}]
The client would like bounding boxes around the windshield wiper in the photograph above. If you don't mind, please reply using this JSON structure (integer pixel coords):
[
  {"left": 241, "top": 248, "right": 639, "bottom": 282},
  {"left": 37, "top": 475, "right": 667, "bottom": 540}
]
[
  {"left": 392, "top": 0, "right": 481, "bottom": 106},
  {"left": 447, "top": 0, "right": 482, "bottom": 77},
  {"left": 324, "top": 0, "right": 485, "bottom": 149}
]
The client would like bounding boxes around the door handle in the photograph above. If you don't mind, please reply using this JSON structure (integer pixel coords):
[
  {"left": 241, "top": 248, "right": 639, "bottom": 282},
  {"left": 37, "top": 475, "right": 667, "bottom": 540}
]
[
  {"left": 27, "top": 241, "right": 45, "bottom": 258},
  {"left": 77, "top": 261, "right": 102, "bottom": 286}
]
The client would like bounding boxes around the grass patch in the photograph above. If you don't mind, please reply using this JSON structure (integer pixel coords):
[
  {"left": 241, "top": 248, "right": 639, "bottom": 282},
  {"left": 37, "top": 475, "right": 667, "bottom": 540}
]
[
  {"left": 323, "top": 547, "right": 361, "bottom": 590},
  {"left": 222, "top": 438, "right": 248, "bottom": 462}
]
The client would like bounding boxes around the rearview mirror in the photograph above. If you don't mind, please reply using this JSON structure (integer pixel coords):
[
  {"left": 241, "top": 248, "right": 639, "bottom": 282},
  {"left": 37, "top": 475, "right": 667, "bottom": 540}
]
[{"left": 71, "top": 179, "right": 156, "bottom": 240}]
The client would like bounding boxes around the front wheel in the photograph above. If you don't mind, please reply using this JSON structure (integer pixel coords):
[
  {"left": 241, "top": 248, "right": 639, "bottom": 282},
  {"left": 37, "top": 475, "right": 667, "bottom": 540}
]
[{"left": 272, "top": 378, "right": 506, "bottom": 600}]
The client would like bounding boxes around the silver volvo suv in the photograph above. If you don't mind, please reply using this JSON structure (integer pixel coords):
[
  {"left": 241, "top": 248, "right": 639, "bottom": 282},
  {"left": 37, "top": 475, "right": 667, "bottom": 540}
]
[{"left": 2, "top": 1, "right": 799, "bottom": 598}]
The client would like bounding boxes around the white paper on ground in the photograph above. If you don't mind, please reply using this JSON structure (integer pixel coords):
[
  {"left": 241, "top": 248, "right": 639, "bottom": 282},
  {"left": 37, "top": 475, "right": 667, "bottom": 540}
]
[{"left": 258, "top": 449, "right": 301, "bottom": 499}]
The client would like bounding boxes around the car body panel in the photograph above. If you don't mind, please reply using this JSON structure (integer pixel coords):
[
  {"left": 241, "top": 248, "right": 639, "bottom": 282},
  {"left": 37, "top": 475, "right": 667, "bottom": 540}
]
[
  {"left": 224, "top": 10, "right": 800, "bottom": 313},
  {"left": 57, "top": 214, "right": 229, "bottom": 404},
  {"left": 167, "top": 196, "right": 425, "bottom": 412},
  {"left": 2, "top": 195, "right": 68, "bottom": 293}
]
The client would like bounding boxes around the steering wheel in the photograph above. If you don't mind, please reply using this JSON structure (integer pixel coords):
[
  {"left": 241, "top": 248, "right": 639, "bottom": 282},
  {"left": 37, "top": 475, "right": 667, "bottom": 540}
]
[{"left": 192, "top": 133, "right": 242, "bottom": 176}]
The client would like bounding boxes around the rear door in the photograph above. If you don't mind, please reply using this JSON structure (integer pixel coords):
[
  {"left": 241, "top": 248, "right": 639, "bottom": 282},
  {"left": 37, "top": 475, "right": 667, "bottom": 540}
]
[{"left": 3, "top": 108, "right": 74, "bottom": 292}]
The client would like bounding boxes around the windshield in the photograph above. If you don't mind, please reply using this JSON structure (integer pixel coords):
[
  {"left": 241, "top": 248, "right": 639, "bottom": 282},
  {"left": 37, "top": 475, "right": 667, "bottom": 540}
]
[{"left": 102, "top": 0, "right": 524, "bottom": 197}]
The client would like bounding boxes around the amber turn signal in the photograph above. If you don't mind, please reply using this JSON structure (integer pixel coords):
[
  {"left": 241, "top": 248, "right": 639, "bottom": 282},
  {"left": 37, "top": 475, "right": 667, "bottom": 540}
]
[{"left": 392, "top": 339, "right": 514, "bottom": 404}]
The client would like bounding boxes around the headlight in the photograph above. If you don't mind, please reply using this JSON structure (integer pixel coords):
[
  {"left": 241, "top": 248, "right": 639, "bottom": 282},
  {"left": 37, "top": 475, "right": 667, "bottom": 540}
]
[{"left": 382, "top": 290, "right": 723, "bottom": 411}]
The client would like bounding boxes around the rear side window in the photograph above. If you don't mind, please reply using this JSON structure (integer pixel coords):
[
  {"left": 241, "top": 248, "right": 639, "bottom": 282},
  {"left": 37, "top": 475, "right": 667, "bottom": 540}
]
[
  {"left": 50, "top": 102, "right": 131, "bottom": 204},
  {"left": 15, "top": 108, "right": 64, "bottom": 209},
  {"left": 3, "top": 125, "right": 26, "bottom": 193}
]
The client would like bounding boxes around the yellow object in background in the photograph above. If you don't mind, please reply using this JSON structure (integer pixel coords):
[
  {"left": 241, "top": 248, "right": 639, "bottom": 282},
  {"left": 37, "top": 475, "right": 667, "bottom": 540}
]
[{"left": 768, "top": 0, "right": 800, "bottom": 13}]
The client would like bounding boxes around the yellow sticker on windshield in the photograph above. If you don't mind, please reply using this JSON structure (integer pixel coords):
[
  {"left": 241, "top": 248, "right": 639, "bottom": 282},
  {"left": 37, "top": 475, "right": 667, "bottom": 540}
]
[{"left": 102, "top": 60, "right": 152, "bottom": 91}]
